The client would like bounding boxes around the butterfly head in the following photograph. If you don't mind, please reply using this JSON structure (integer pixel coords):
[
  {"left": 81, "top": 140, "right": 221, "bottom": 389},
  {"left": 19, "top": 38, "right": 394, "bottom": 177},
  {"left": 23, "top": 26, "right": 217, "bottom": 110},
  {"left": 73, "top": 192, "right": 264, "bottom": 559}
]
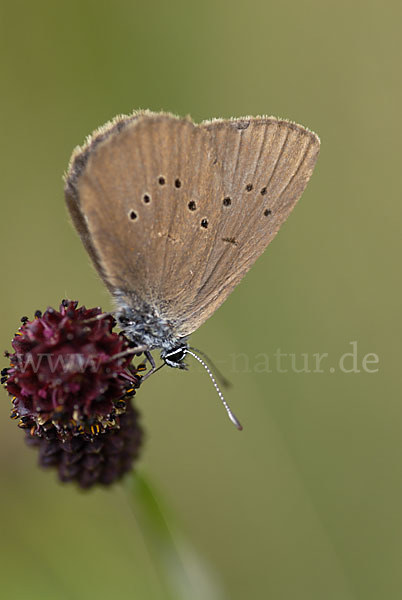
[{"left": 161, "top": 345, "right": 188, "bottom": 369}]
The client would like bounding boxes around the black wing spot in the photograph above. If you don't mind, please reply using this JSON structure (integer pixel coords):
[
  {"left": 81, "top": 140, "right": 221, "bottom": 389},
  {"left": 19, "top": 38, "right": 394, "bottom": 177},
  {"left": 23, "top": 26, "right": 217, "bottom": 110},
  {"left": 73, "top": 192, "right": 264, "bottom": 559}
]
[
  {"left": 188, "top": 201, "right": 197, "bottom": 211},
  {"left": 175, "top": 178, "right": 182, "bottom": 188},
  {"left": 143, "top": 194, "right": 151, "bottom": 203},
  {"left": 201, "top": 218, "right": 208, "bottom": 228},
  {"left": 260, "top": 187, "right": 267, "bottom": 195},
  {"left": 223, "top": 197, "right": 231, "bottom": 206},
  {"left": 264, "top": 209, "right": 272, "bottom": 217},
  {"left": 246, "top": 183, "right": 253, "bottom": 192},
  {"left": 129, "top": 210, "right": 138, "bottom": 220},
  {"left": 158, "top": 176, "right": 165, "bottom": 185}
]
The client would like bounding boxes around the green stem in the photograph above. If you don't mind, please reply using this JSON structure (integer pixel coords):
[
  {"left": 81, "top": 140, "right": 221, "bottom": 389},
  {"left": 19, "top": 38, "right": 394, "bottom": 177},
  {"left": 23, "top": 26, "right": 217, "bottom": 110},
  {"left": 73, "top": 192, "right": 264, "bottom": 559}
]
[{"left": 124, "top": 471, "right": 225, "bottom": 600}]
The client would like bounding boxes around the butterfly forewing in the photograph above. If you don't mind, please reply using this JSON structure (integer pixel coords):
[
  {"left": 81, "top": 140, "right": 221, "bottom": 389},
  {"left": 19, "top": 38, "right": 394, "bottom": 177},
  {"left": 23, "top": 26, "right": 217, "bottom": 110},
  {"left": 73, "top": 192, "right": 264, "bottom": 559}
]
[{"left": 67, "top": 116, "right": 215, "bottom": 308}]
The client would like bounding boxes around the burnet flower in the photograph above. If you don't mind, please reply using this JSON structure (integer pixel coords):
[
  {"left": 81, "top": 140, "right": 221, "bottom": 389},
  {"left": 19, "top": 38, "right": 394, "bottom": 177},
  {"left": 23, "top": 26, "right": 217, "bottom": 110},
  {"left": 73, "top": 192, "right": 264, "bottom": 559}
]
[{"left": 2, "top": 300, "right": 144, "bottom": 488}]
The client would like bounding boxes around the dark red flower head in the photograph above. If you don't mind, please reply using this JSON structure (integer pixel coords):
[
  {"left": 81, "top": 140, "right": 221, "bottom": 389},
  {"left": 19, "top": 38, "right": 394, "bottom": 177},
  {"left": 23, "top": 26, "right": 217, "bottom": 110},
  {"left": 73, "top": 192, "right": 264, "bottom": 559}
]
[
  {"left": 25, "top": 397, "right": 143, "bottom": 488},
  {"left": 3, "top": 300, "right": 142, "bottom": 442}
]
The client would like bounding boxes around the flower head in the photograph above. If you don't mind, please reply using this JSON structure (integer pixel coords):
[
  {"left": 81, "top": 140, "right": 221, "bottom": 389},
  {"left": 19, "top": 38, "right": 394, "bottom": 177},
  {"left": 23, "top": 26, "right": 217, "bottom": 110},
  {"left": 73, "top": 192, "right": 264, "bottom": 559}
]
[
  {"left": 25, "top": 396, "right": 143, "bottom": 488},
  {"left": 3, "top": 300, "right": 142, "bottom": 442}
]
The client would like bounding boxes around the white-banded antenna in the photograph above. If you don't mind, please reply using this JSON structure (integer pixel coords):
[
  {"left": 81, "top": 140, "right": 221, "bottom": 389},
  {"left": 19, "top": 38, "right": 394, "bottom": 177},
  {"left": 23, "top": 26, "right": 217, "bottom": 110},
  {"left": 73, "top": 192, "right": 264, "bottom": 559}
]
[
  {"left": 188, "top": 346, "right": 231, "bottom": 388},
  {"left": 185, "top": 349, "right": 243, "bottom": 431}
]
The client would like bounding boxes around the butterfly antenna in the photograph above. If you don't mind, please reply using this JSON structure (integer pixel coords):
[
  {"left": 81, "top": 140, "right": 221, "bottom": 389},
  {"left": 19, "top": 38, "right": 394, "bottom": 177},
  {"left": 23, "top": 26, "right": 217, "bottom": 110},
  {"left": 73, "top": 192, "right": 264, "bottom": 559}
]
[
  {"left": 188, "top": 346, "right": 232, "bottom": 388},
  {"left": 185, "top": 349, "right": 242, "bottom": 431}
]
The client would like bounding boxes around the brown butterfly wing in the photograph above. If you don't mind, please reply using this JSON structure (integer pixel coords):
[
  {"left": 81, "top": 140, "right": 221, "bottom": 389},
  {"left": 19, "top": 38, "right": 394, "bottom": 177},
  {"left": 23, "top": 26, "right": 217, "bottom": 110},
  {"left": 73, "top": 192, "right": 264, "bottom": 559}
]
[
  {"left": 178, "top": 117, "right": 320, "bottom": 335},
  {"left": 65, "top": 112, "right": 320, "bottom": 338},
  {"left": 65, "top": 113, "right": 217, "bottom": 312}
]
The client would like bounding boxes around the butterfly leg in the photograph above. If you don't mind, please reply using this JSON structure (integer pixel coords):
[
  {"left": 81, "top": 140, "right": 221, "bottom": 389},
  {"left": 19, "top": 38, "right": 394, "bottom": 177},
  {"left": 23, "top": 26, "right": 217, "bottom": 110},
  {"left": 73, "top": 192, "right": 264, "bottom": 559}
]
[
  {"left": 144, "top": 350, "right": 156, "bottom": 370},
  {"left": 139, "top": 350, "right": 165, "bottom": 383}
]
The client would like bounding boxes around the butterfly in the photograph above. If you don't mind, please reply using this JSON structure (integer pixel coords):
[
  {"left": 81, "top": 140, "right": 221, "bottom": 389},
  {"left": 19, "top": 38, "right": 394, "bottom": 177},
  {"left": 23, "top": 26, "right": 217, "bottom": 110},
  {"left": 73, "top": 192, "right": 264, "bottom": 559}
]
[{"left": 64, "top": 111, "right": 320, "bottom": 428}]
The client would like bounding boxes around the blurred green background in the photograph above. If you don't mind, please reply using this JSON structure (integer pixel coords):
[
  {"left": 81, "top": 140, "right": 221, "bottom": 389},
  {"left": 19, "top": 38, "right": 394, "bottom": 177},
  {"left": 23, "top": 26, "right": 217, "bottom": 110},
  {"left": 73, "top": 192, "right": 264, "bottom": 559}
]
[{"left": 1, "top": 1, "right": 401, "bottom": 598}]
